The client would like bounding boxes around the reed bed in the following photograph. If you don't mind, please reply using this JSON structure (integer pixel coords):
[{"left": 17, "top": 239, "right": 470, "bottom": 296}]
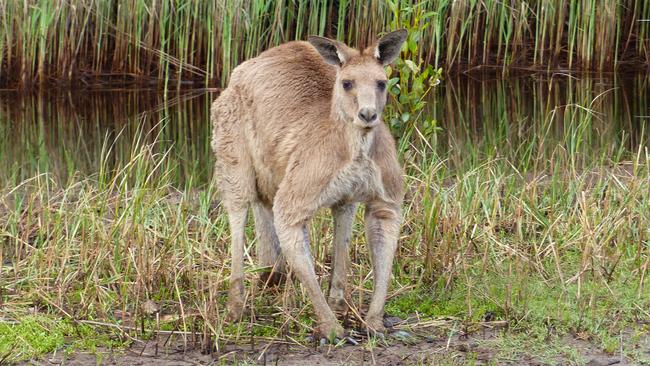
[
  {"left": 0, "top": 0, "right": 648, "bottom": 88},
  {"left": 1, "top": 75, "right": 649, "bottom": 363}
]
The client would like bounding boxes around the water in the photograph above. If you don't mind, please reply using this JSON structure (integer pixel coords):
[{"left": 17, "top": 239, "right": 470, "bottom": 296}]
[
  {"left": 0, "top": 74, "right": 648, "bottom": 188},
  {"left": 423, "top": 74, "right": 649, "bottom": 173},
  {"left": 0, "top": 89, "right": 216, "bottom": 187}
]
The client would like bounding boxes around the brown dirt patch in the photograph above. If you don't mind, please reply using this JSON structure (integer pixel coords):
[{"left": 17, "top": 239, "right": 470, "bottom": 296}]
[{"left": 21, "top": 328, "right": 640, "bottom": 366}]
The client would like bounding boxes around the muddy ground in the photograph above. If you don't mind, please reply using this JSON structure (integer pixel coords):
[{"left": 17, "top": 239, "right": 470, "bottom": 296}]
[{"left": 21, "top": 326, "right": 637, "bottom": 366}]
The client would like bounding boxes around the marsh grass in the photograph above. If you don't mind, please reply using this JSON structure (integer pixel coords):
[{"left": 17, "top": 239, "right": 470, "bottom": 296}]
[
  {"left": 1, "top": 74, "right": 650, "bottom": 363},
  {"left": 0, "top": 0, "right": 649, "bottom": 88}
]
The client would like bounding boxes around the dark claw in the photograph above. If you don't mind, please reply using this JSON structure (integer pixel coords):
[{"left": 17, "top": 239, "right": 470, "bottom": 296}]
[
  {"left": 345, "top": 336, "right": 359, "bottom": 346},
  {"left": 391, "top": 330, "right": 413, "bottom": 338}
]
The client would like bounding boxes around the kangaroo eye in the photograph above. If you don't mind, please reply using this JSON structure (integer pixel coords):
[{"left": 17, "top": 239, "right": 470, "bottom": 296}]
[
  {"left": 376, "top": 80, "right": 387, "bottom": 91},
  {"left": 342, "top": 80, "right": 354, "bottom": 91}
]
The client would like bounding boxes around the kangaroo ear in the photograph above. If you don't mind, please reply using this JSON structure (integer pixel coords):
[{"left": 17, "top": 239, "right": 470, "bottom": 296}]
[
  {"left": 308, "top": 36, "right": 353, "bottom": 66},
  {"left": 373, "top": 29, "right": 408, "bottom": 66}
]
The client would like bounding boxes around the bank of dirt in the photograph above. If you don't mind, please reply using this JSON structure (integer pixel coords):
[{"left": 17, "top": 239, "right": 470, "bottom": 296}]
[{"left": 21, "top": 326, "right": 641, "bottom": 366}]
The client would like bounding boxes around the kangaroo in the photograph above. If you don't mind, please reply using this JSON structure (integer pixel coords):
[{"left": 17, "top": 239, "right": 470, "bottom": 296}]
[{"left": 211, "top": 30, "right": 407, "bottom": 341}]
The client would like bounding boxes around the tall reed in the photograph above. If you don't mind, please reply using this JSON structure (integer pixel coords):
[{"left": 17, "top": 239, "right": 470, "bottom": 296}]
[{"left": 0, "top": 0, "right": 648, "bottom": 88}]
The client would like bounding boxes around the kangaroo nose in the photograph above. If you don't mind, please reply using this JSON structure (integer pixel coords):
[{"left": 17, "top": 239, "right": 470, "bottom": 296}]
[{"left": 358, "top": 108, "right": 377, "bottom": 123}]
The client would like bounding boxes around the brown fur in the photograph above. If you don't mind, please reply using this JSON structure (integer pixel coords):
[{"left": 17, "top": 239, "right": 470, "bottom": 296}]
[{"left": 211, "top": 31, "right": 407, "bottom": 338}]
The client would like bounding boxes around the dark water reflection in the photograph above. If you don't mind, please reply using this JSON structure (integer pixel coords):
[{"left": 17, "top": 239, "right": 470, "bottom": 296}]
[
  {"left": 0, "top": 89, "right": 216, "bottom": 187},
  {"left": 0, "top": 74, "right": 648, "bottom": 188},
  {"left": 423, "top": 74, "right": 649, "bottom": 173}
]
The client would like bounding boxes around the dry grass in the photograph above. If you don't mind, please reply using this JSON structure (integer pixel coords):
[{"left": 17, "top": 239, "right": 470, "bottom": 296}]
[{"left": 1, "top": 77, "right": 650, "bottom": 362}]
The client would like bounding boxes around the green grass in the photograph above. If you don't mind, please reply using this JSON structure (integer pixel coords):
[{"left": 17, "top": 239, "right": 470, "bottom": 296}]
[
  {"left": 0, "top": 315, "right": 127, "bottom": 362},
  {"left": 2, "top": 3, "right": 649, "bottom": 364},
  {"left": 1, "top": 74, "right": 649, "bottom": 363},
  {"left": 1, "top": 28, "right": 650, "bottom": 363},
  {"left": 0, "top": 0, "right": 649, "bottom": 88}
]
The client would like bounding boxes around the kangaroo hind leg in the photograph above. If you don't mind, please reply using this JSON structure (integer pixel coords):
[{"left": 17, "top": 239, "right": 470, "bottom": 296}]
[
  {"left": 211, "top": 90, "right": 256, "bottom": 322},
  {"left": 253, "top": 202, "right": 286, "bottom": 287}
]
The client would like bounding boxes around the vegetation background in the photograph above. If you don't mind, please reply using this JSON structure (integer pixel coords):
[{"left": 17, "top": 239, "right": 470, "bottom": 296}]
[
  {"left": 1, "top": 1, "right": 650, "bottom": 365},
  {"left": 0, "top": 0, "right": 648, "bottom": 88}
]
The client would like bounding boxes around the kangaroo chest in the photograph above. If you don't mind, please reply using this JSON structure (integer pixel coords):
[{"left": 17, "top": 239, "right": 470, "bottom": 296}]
[{"left": 322, "top": 154, "right": 385, "bottom": 207}]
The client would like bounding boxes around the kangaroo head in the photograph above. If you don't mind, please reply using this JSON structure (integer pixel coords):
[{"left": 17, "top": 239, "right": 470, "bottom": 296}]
[{"left": 308, "top": 30, "right": 407, "bottom": 130}]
